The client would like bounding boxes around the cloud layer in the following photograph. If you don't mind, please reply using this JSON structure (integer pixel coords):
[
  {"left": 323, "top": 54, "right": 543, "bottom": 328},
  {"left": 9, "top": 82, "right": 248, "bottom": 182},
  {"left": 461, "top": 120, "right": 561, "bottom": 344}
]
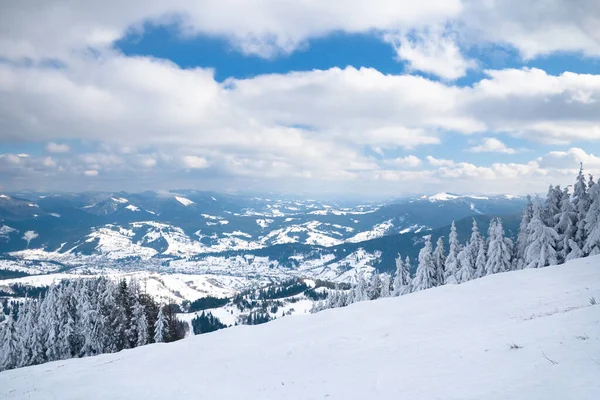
[{"left": 0, "top": 1, "right": 599, "bottom": 196}]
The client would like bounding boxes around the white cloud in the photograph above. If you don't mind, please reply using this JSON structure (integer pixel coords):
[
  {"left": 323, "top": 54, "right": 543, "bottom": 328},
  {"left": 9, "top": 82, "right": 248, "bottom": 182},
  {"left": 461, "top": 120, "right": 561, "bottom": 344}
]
[
  {"left": 384, "top": 26, "right": 476, "bottom": 80},
  {"left": 45, "top": 142, "right": 70, "bottom": 153},
  {"left": 467, "top": 138, "right": 516, "bottom": 154},
  {"left": 181, "top": 155, "right": 209, "bottom": 169},
  {"left": 426, "top": 156, "right": 455, "bottom": 167},
  {"left": 385, "top": 155, "right": 422, "bottom": 168},
  {"left": 84, "top": 170, "right": 99, "bottom": 177}
]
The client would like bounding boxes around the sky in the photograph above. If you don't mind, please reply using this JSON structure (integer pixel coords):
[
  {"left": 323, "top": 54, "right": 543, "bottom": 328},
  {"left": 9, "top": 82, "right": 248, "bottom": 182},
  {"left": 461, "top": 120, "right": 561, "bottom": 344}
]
[{"left": 1, "top": 0, "right": 600, "bottom": 198}]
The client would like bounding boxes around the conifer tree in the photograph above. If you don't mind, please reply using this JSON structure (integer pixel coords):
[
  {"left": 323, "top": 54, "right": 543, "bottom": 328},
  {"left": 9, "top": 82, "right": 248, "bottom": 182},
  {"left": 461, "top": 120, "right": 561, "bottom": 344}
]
[
  {"left": 474, "top": 239, "right": 487, "bottom": 278},
  {"left": 154, "top": 307, "right": 167, "bottom": 343},
  {"left": 0, "top": 316, "right": 18, "bottom": 371},
  {"left": 392, "top": 255, "right": 411, "bottom": 296},
  {"left": 368, "top": 273, "right": 382, "bottom": 300},
  {"left": 432, "top": 237, "right": 446, "bottom": 285},
  {"left": 555, "top": 186, "right": 577, "bottom": 262},
  {"left": 573, "top": 164, "right": 589, "bottom": 248},
  {"left": 380, "top": 273, "right": 391, "bottom": 298},
  {"left": 412, "top": 237, "right": 436, "bottom": 292},
  {"left": 456, "top": 248, "right": 474, "bottom": 283},
  {"left": 515, "top": 196, "right": 533, "bottom": 269},
  {"left": 444, "top": 221, "right": 460, "bottom": 284},
  {"left": 525, "top": 199, "right": 559, "bottom": 268},
  {"left": 584, "top": 180, "right": 600, "bottom": 256},
  {"left": 486, "top": 218, "right": 513, "bottom": 275}
]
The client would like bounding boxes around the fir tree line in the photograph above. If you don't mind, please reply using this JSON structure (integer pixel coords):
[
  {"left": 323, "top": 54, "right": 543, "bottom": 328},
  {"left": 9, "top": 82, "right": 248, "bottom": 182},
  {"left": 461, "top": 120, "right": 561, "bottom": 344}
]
[
  {"left": 313, "top": 165, "right": 599, "bottom": 313},
  {"left": 0, "top": 278, "right": 187, "bottom": 372}
]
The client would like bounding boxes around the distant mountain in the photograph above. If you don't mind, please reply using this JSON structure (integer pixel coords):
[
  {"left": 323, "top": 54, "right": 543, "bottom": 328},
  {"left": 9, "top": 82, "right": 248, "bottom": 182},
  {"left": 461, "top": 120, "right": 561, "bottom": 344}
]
[{"left": 0, "top": 190, "right": 526, "bottom": 279}]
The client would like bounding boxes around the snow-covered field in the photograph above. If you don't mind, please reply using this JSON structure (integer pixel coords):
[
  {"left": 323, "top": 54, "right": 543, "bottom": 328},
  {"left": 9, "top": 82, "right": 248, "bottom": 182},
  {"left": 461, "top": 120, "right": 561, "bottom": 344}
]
[{"left": 2, "top": 256, "right": 599, "bottom": 399}]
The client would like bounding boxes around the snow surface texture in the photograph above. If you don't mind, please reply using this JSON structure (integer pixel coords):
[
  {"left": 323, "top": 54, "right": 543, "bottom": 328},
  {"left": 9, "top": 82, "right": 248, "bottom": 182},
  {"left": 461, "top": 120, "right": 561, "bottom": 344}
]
[{"left": 1, "top": 257, "right": 599, "bottom": 399}]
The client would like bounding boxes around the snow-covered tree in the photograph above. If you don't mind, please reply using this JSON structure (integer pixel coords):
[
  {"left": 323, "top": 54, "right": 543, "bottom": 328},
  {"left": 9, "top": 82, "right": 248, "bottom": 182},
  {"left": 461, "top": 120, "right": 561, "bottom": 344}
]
[
  {"left": 555, "top": 187, "right": 577, "bottom": 262},
  {"left": 368, "top": 273, "right": 382, "bottom": 300},
  {"left": 432, "top": 237, "right": 446, "bottom": 286},
  {"left": 444, "top": 221, "right": 460, "bottom": 284},
  {"left": 544, "top": 185, "right": 562, "bottom": 226},
  {"left": 515, "top": 196, "right": 533, "bottom": 269},
  {"left": 583, "top": 181, "right": 600, "bottom": 256},
  {"left": 456, "top": 248, "right": 474, "bottom": 284},
  {"left": 392, "top": 255, "right": 411, "bottom": 296},
  {"left": 380, "top": 273, "right": 391, "bottom": 298},
  {"left": 486, "top": 218, "right": 513, "bottom": 275},
  {"left": 412, "top": 237, "right": 436, "bottom": 292},
  {"left": 474, "top": 239, "right": 487, "bottom": 278},
  {"left": 154, "top": 307, "right": 167, "bottom": 343},
  {"left": 525, "top": 199, "right": 559, "bottom": 268},
  {"left": 573, "top": 164, "right": 590, "bottom": 248},
  {"left": 0, "top": 316, "right": 18, "bottom": 371}
]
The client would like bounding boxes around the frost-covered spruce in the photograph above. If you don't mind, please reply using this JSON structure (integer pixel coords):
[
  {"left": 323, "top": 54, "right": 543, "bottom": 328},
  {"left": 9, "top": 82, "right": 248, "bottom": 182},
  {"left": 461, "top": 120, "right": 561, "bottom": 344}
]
[
  {"left": 392, "top": 255, "right": 411, "bottom": 296},
  {"left": 380, "top": 273, "right": 391, "bottom": 298},
  {"left": 544, "top": 185, "right": 562, "bottom": 226},
  {"left": 474, "top": 239, "right": 487, "bottom": 278},
  {"left": 368, "top": 273, "right": 382, "bottom": 300},
  {"left": 456, "top": 248, "right": 474, "bottom": 284},
  {"left": 432, "top": 237, "right": 446, "bottom": 285},
  {"left": 154, "top": 307, "right": 167, "bottom": 343},
  {"left": 515, "top": 196, "right": 533, "bottom": 269},
  {"left": 584, "top": 180, "right": 600, "bottom": 256},
  {"left": 0, "top": 316, "right": 18, "bottom": 371},
  {"left": 525, "top": 199, "right": 559, "bottom": 268},
  {"left": 573, "top": 164, "right": 590, "bottom": 248},
  {"left": 412, "top": 237, "right": 437, "bottom": 292},
  {"left": 486, "top": 218, "right": 513, "bottom": 275},
  {"left": 444, "top": 221, "right": 460, "bottom": 284},
  {"left": 555, "top": 187, "right": 577, "bottom": 262}
]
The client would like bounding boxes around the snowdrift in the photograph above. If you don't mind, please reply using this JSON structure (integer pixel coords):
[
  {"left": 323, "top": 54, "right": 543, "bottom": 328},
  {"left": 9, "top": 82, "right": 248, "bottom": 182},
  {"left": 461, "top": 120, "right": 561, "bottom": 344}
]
[{"left": 1, "top": 256, "right": 600, "bottom": 399}]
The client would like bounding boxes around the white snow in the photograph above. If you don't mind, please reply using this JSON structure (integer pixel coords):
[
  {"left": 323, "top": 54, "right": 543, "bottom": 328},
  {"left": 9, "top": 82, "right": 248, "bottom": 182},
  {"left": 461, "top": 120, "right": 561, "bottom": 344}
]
[
  {"left": 125, "top": 204, "right": 140, "bottom": 212},
  {"left": 256, "top": 218, "right": 274, "bottom": 228},
  {"left": 4, "top": 257, "right": 599, "bottom": 399},
  {"left": 111, "top": 197, "right": 129, "bottom": 204},
  {"left": 346, "top": 220, "right": 393, "bottom": 243},
  {"left": 175, "top": 196, "right": 194, "bottom": 206},
  {"left": 0, "top": 194, "right": 9, "bottom": 199},
  {"left": 428, "top": 192, "right": 459, "bottom": 201},
  {"left": 49, "top": 213, "right": 61, "bottom": 218}
]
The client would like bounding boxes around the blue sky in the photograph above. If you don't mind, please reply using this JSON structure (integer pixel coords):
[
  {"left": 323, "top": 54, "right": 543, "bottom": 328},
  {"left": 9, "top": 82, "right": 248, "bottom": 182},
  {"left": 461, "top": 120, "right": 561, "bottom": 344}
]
[{"left": 1, "top": 1, "right": 600, "bottom": 197}]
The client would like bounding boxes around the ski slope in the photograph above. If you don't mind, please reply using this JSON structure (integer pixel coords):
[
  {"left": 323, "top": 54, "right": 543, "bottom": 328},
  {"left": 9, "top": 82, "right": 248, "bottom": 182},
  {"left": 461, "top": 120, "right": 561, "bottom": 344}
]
[{"left": 1, "top": 256, "right": 600, "bottom": 399}]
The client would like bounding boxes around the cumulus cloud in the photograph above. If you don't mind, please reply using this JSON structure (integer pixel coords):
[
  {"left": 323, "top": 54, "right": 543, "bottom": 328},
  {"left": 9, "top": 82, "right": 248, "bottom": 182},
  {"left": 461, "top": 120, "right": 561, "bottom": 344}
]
[
  {"left": 467, "top": 138, "right": 516, "bottom": 154},
  {"left": 181, "top": 155, "right": 209, "bottom": 169},
  {"left": 45, "top": 142, "right": 70, "bottom": 153},
  {"left": 384, "top": 26, "right": 476, "bottom": 80},
  {"left": 384, "top": 155, "right": 422, "bottom": 168}
]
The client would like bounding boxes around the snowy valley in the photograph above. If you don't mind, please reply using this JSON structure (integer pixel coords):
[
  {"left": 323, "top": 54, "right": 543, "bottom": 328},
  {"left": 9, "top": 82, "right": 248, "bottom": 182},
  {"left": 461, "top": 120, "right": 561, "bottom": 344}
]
[{"left": 1, "top": 256, "right": 599, "bottom": 399}]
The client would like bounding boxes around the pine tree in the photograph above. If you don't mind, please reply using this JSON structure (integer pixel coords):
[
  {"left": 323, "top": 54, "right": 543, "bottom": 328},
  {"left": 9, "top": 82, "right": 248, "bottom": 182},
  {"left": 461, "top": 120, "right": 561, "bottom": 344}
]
[
  {"left": 412, "top": 237, "right": 436, "bottom": 292},
  {"left": 432, "top": 237, "right": 446, "bottom": 285},
  {"left": 154, "top": 307, "right": 167, "bottom": 343},
  {"left": 368, "top": 273, "right": 382, "bottom": 300},
  {"left": 474, "top": 239, "right": 487, "bottom": 278},
  {"left": 353, "top": 273, "right": 369, "bottom": 302},
  {"left": 555, "top": 186, "right": 577, "bottom": 262},
  {"left": 456, "top": 248, "right": 474, "bottom": 283},
  {"left": 544, "top": 185, "right": 562, "bottom": 226},
  {"left": 525, "top": 199, "right": 559, "bottom": 268},
  {"left": 444, "top": 221, "right": 460, "bottom": 284},
  {"left": 583, "top": 181, "right": 600, "bottom": 256},
  {"left": 573, "top": 164, "right": 589, "bottom": 248},
  {"left": 0, "top": 316, "right": 18, "bottom": 371},
  {"left": 515, "top": 196, "right": 533, "bottom": 269},
  {"left": 486, "top": 218, "right": 513, "bottom": 275},
  {"left": 380, "top": 273, "right": 391, "bottom": 298},
  {"left": 392, "top": 255, "right": 411, "bottom": 296}
]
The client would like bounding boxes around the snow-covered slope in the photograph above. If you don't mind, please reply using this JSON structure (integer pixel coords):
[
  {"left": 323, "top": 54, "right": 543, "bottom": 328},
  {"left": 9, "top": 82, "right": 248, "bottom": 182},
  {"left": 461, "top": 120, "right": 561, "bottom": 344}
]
[{"left": 2, "top": 257, "right": 599, "bottom": 399}]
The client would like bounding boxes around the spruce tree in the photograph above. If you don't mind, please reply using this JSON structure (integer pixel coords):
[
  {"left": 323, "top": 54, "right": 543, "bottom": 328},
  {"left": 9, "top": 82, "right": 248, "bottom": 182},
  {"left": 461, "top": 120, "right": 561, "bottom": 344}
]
[
  {"left": 444, "top": 221, "right": 460, "bottom": 284},
  {"left": 412, "top": 237, "right": 436, "bottom": 292},
  {"left": 380, "top": 273, "right": 391, "bottom": 298},
  {"left": 154, "top": 307, "right": 167, "bottom": 343},
  {"left": 392, "top": 255, "right": 412, "bottom": 296},
  {"left": 573, "top": 164, "right": 589, "bottom": 248},
  {"left": 486, "top": 218, "right": 513, "bottom": 275},
  {"left": 515, "top": 196, "right": 533, "bottom": 269},
  {"left": 0, "top": 316, "right": 18, "bottom": 371},
  {"left": 432, "top": 237, "right": 446, "bottom": 285},
  {"left": 555, "top": 186, "right": 577, "bottom": 262},
  {"left": 584, "top": 181, "right": 600, "bottom": 256},
  {"left": 456, "top": 248, "right": 474, "bottom": 283},
  {"left": 525, "top": 199, "right": 559, "bottom": 268},
  {"left": 474, "top": 239, "right": 487, "bottom": 278}
]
